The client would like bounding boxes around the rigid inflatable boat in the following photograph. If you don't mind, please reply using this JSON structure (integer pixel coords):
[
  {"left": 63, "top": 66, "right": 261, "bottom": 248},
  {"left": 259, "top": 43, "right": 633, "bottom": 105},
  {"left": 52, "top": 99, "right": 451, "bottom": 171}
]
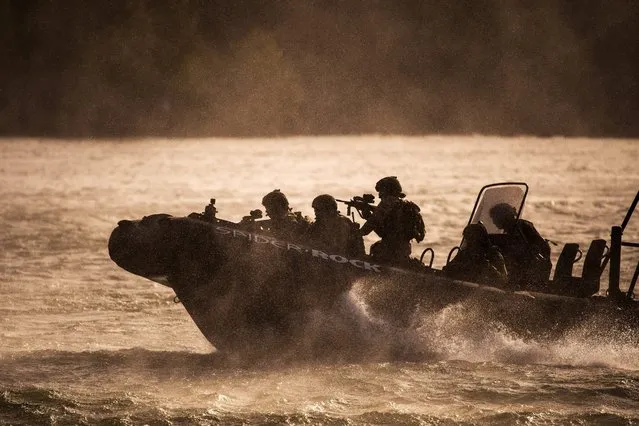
[{"left": 108, "top": 183, "right": 639, "bottom": 355}]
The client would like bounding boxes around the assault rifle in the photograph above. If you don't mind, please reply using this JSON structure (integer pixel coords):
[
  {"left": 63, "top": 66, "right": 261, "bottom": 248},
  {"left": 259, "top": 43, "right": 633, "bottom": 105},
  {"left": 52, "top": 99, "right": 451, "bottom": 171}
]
[{"left": 336, "top": 193, "right": 376, "bottom": 219}]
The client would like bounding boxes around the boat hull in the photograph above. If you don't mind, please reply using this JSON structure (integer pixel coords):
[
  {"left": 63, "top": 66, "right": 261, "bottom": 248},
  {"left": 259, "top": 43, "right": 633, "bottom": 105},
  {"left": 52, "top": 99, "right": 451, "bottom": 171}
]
[
  {"left": 109, "top": 214, "right": 639, "bottom": 357},
  {"left": 109, "top": 214, "right": 369, "bottom": 356}
]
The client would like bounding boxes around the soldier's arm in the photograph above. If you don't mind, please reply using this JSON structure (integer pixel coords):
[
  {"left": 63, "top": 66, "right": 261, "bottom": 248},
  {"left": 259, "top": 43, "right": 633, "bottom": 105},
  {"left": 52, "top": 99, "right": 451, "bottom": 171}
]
[
  {"left": 489, "top": 247, "right": 509, "bottom": 282},
  {"left": 360, "top": 220, "right": 374, "bottom": 235},
  {"left": 519, "top": 220, "right": 550, "bottom": 258},
  {"left": 360, "top": 201, "right": 391, "bottom": 236}
]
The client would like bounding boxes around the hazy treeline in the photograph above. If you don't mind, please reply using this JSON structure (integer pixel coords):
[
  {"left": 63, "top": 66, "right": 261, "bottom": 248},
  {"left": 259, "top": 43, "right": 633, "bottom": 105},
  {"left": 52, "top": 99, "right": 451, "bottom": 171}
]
[{"left": 2, "top": 0, "right": 638, "bottom": 138}]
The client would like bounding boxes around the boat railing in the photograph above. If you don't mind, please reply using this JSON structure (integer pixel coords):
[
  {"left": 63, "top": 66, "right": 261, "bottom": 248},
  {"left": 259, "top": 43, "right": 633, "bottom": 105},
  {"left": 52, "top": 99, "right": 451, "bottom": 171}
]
[
  {"left": 419, "top": 247, "right": 435, "bottom": 268},
  {"left": 608, "top": 190, "right": 639, "bottom": 300}
]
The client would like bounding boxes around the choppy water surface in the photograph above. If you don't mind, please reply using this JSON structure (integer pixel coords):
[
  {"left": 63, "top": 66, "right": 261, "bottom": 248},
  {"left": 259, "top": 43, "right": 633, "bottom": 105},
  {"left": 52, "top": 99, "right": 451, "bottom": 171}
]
[{"left": 1, "top": 136, "right": 639, "bottom": 425}]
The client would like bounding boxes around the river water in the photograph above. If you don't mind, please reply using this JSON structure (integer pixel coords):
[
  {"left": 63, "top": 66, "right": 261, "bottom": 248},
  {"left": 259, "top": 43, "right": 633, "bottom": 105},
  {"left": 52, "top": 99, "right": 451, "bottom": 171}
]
[{"left": 1, "top": 136, "right": 638, "bottom": 425}]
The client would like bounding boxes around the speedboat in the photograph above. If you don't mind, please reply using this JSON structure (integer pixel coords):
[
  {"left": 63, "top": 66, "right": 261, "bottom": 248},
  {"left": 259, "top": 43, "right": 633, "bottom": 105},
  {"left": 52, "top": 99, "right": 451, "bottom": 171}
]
[{"left": 108, "top": 183, "right": 639, "bottom": 355}]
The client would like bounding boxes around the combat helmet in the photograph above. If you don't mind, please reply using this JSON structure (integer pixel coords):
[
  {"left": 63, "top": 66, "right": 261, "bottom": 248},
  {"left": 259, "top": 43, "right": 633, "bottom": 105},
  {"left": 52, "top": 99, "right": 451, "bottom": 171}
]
[
  {"left": 262, "top": 189, "right": 289, "bottom": 210},
  {"left": 489, "top": 203, "right": 517, "bottom": 220},
  {"left": 375, "top": 176, "right": 405, "bottom": 198},
  {"left": 489, "top": 203, "right": 517, "bottom": 229},
  {"left": 462, "top": 222, "right": 490, "bottom": 250},
  {"left": 312, "top": 194, "right": 338, "bottom": 212}
]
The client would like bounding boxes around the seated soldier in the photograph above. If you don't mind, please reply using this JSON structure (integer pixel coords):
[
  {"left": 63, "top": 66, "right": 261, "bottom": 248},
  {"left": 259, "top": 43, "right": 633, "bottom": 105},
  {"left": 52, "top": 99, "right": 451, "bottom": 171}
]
[
  {"left": 307, "top": 194, "right": 365, "bottom": 257},
  {"left": 258, "top": 189, "right": 310, "bottom": 240},
  {"left": 443, "top": 222, "right": 508, "bottom": 287},
  {"left": 489, "top": 203, "right": 551, "bottom": 289}
]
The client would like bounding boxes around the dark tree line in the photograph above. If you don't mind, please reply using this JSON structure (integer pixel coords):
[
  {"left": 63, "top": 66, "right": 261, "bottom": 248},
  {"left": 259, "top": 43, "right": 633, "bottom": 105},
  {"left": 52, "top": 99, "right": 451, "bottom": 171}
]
[{"left": 1, "top": 0, "right": 638, "bottom": 138}]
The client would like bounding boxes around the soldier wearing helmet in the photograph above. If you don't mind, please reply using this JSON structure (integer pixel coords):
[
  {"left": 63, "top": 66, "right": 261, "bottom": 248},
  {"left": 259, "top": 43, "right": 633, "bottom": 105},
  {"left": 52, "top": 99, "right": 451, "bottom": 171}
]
[
  {"left": 360, "top": 176, "right": 415, "bottom": 265},
  {"left": 257, "top": 189, "right": 310, "bottom": 240},
  {"left": 262, "top": 190, "right": 290, "bottom": 219},
  {"left": 307, "top": 194, "right": 365, "bottom": 257},
  {"left": 443, "top": 222, "right": 508, "bottom": 287},
  {"left": 374, "top": 176, "right": 405, "bottom": 198},
  {"left": 489, "top": 202, "right": 551, "bottom": 289}
]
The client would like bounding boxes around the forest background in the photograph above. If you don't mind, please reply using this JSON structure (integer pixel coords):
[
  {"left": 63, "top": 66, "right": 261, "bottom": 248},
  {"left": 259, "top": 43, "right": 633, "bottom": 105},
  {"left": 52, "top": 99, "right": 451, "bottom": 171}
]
[{"left": 2, "top": 1, "right": 637, "bottom": 138}]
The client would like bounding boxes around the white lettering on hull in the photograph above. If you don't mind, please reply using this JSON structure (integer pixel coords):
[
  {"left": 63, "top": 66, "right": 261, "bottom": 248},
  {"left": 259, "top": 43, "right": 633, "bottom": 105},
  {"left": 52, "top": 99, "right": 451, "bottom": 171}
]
[{"left": 213, "top": 226, "right": 382, "bottom": 273}]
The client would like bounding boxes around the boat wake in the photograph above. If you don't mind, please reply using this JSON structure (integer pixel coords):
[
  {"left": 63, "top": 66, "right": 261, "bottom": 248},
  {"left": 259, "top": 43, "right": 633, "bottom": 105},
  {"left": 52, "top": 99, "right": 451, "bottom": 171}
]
[
  {"left": 371, "top": 287, "right": 639, "bottom": 370},
  {"left": 179, "top": 273, "right": 639, "bottom": 369},
  {"left": 2, "top": 297, "right": 638, "bottom": 373}
]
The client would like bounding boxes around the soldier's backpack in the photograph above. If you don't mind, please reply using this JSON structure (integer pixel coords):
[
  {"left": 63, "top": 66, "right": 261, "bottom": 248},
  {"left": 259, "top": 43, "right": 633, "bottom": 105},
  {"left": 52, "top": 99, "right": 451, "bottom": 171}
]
[{"left": 395, "top": 200, "right": 426, "bottom": 242}]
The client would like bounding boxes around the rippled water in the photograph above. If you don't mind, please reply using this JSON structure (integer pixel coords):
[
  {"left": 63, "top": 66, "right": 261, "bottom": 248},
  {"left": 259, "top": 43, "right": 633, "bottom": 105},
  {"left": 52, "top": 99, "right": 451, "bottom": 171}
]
[{"left": 1, "top": 136, "right": 639, "bottom": 425}]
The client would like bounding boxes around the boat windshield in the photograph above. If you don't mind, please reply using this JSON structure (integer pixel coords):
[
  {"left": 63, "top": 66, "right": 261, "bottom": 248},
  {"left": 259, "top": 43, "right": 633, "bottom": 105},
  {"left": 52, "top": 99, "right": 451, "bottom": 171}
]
[{"left": 467, "top": 183, "right": 529, "bottom": 235}]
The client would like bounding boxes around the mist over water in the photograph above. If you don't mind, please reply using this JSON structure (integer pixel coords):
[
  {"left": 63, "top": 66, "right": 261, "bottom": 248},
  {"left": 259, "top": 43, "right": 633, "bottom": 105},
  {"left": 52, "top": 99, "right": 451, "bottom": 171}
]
[
  {"left": 1, "top": 136, "right": 638, "bottom": 424},
  {"left": 4, "top": 2, "right": 639, "bottom": 137}
]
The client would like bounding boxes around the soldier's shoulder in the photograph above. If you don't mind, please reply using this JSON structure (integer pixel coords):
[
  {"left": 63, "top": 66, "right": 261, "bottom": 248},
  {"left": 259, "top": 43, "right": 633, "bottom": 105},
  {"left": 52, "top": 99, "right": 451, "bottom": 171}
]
[
  {"left": 338, "top": 214, "right": 361, "bottom": 231},
  {"left": 516, "top": 218, "right": 538, "bottom": 232},
  {"left": 402, "top": 198, "right": 421, "bottom": 210},
  {"left": 337, "top": 214, "right": 353, "bottom": 224}
]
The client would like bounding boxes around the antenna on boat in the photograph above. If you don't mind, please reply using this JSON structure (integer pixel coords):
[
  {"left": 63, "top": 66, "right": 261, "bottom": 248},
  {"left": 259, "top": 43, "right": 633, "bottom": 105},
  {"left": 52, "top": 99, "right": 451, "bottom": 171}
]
[{"left": 608, "top": 190, "right": 639, "bottom": 299}]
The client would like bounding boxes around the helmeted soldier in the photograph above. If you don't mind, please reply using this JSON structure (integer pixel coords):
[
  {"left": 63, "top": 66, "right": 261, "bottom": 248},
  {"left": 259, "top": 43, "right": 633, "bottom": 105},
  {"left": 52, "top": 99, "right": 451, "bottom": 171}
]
[
  {"left": 360, "top": 176, "right": 424, "bottom": 265},
  {"left": 489, "top": 202, "right": 551, "bottom": 289},
  {"left": 259, "top": 189, "right": 310, "bottom": 240},
  {"left": 307, "top": 194, "right": 365, "bottom": 257},
  {"left": 443, "top": 222, "right": 508, "bottom": 286}
]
